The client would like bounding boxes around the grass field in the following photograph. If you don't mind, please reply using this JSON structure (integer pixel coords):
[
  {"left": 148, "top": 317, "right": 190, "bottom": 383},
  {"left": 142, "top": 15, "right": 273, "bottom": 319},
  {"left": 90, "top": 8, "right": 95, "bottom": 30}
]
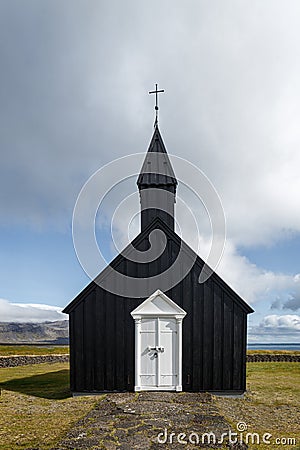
[
  {"left": 0, "top": 349, "right": 299, "bottom": 449},
  {"left": 215, "top": 362, "right": 300, "bottom": 449},
  {"left": 0, "top": 363, "right": 102, "bottom": 449},
  {"left": 247, "top": 349, "right": 300, "bottom": 355},
  {"left": 0, "top": 345, "right": 69, "bottom": 356}
]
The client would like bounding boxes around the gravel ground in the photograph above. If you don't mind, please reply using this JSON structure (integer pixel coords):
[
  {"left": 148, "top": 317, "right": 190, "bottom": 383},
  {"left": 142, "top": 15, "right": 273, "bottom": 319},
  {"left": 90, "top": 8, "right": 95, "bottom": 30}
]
[{"left": 53, "top": 392, "right": 247, "bottom": 450}]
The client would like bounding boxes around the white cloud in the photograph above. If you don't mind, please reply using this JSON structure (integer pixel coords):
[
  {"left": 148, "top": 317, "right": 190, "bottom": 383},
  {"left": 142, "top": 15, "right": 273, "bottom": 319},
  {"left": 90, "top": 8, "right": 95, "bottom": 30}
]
[
  {"left": 215, "top": 241, "right": 300, "bottom": 305},
  {"left": 249, "top": 314, "right": 300, "bottom": 342},
  {"left": 262, "top": 315, "right": 300, "bottom": 330},
  {"left": 0, "top": 298, "right": 68, "bottom": 323}
]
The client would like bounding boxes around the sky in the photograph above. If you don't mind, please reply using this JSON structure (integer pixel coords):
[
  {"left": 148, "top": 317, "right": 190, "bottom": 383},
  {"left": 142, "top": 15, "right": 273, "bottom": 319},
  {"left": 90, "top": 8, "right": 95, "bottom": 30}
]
[{"left": 0, "top": 0, "right": 299, "bottom": 343}]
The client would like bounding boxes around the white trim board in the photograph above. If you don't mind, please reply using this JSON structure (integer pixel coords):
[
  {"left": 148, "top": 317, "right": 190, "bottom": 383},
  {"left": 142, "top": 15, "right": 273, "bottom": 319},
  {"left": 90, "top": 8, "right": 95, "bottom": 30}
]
[
  {"left": 131, "top": 289, "right": 187, "bottom": 319},
  {"left": 131, "top": 290, "right": 186, "bottom": 392}
]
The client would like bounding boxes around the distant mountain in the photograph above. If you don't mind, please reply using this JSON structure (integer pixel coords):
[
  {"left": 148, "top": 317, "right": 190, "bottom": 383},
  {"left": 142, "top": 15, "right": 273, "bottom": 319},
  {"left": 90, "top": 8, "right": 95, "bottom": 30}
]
[{"left": 0, "top": 320, "right": 69, "bottom": 344}]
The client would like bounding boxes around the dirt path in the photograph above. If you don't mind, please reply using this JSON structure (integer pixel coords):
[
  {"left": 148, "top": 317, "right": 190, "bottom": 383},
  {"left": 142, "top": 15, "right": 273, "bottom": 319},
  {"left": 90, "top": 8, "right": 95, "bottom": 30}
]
[{"left": 54, "top": 392, "right": 245, "bottom": 449}]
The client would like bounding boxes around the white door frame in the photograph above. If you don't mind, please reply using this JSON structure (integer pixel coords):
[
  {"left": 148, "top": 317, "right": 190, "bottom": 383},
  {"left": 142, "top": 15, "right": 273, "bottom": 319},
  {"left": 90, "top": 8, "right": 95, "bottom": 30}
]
[{"left": 131, "top": 290, "right": 186, "bottom": 392}]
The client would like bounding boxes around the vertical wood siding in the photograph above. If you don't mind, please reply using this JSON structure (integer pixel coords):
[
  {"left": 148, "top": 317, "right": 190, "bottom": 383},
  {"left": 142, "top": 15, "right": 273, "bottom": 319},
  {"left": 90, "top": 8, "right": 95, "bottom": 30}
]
[{"left": 69, "top": 237, "right": 248, "bottom": 393}]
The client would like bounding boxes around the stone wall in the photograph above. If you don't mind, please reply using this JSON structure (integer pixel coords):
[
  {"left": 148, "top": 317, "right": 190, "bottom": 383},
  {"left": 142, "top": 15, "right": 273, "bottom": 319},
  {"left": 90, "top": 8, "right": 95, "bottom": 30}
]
[
  {"left": 247, "top": 354, "right": 300, "bottom": 362},
  {"left": 0, "top": 353, "right": 299, "bottom": 368},
  {"left": 0, "top": 354, "right": 69, "bottom": 368}
]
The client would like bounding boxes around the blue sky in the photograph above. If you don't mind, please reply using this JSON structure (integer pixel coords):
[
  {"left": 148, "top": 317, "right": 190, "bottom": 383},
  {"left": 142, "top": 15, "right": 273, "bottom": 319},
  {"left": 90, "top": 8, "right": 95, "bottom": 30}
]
[{"left": 0, "top": 0, "right": 299, "bottom": 342}]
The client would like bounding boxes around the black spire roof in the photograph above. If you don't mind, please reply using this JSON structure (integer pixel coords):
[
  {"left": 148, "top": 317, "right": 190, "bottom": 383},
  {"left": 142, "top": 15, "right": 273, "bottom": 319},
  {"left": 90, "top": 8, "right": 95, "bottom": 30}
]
[{"left": 137, "top": 125, "right": 177, "bottom": 188}]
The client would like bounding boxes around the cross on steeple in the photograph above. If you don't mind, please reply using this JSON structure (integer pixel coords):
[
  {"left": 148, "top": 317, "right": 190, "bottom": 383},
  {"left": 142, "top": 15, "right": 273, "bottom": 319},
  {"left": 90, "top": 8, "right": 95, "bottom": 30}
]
[{"left": 149, "top": 83, "right": 164, "bottom": 127}]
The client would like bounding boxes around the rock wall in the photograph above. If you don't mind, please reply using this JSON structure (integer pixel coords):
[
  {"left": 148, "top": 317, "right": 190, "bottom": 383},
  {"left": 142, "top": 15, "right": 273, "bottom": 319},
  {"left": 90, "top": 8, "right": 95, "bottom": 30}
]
[
  {"left": 247, "top": 354, "right": 300, "bottom": 362},
  {"left": 0, "top": 354, "right": 69, "bottom": 368},
  {"left": 0, "top": 353, "right": 299, "bottom": 368}
]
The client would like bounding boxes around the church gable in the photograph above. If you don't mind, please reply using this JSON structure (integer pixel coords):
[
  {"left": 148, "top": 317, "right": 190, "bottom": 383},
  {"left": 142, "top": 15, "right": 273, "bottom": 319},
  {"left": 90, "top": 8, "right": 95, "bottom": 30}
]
[{"left": 64, "top": 215, "right": 253, "bottom": 315}]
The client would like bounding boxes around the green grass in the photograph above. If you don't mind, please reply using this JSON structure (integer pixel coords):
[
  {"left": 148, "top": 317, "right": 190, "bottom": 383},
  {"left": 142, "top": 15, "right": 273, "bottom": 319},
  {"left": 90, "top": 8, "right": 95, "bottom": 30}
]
[
  {"left": 0, "top": 345, "right": 69, "bottom": 356},
  {"left": 0, "top": 363, "right": 103, "bottom": 449},
  {"left": 215, "top": 362, "right": 300, "bottom": 449},
  {"left": 0, "top": 364, "right": 70, "bottom": 399},
  {"left": 247, "top": 349, "right": 300, "bottom": 355}
]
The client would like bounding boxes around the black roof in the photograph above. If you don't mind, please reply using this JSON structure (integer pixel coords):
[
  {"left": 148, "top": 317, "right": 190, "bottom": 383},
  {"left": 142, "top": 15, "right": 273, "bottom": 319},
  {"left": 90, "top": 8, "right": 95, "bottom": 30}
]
[
  {"left": 137, "top": 125, "right": 177, "bottom": 188},
  {"left": 63, "top": 216, "right": 254, "bottom": 315}
]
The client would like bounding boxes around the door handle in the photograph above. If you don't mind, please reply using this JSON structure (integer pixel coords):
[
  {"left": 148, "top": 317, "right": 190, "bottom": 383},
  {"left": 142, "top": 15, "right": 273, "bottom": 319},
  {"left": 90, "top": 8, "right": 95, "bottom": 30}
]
[{"left": 147, "top": 346, "right": 165, "bottom": 353}]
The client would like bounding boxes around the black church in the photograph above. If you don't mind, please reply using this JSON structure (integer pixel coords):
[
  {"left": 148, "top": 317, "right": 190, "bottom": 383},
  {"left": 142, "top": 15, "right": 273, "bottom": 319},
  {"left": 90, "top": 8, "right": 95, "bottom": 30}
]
[{"left": 64, "top": 106, "right": 254, "bottom": 394}]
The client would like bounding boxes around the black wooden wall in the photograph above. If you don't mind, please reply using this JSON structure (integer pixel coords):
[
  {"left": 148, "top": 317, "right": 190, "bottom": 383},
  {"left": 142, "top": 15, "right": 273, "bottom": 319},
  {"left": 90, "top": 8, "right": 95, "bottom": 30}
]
[{"left": 68, "top": 227, "right": 249, "bottom": 393}]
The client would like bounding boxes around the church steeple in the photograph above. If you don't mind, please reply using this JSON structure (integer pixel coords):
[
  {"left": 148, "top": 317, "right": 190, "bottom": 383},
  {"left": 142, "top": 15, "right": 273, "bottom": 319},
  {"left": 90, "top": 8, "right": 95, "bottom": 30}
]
[{"left": 137, "top": 125, "right": 177, "bottom": 232}]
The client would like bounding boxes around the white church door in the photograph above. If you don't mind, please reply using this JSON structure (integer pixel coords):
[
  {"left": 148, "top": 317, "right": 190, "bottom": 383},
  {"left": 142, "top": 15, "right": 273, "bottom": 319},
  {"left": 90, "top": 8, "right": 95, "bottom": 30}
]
[
  {"left": 131, "top": 290, "right": 186, "bottom": 392},
  {"left": 140, "top": 317, "right": 177, "bottom": 389}
]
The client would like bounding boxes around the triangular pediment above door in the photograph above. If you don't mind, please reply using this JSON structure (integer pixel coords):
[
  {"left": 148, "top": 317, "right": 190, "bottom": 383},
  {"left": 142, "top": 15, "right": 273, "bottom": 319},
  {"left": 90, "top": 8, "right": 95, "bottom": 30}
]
[{"left": 131, "top": 289, "right": 186, "bottom": 319}]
